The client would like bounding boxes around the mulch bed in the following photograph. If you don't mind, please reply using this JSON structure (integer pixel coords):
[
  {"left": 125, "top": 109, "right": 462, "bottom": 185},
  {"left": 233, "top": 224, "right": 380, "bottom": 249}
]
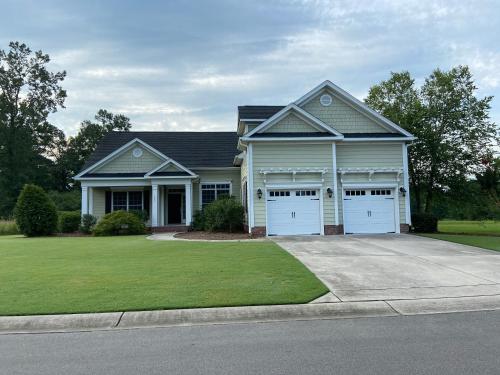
[{"left": 174, "top": 231, "right": 255, "bottom": 240}]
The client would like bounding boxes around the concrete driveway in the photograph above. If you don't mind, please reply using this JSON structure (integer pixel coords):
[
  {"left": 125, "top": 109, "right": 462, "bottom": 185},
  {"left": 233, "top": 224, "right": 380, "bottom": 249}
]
[{"left": 275, "top": 235, "right": 500, "bottom": 302}]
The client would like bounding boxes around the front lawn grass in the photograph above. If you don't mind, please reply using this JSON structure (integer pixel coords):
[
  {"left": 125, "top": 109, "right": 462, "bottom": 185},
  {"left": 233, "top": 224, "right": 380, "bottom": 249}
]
[
  {"left": 0, "top": 236, "right": 327, "bottom": 316},
  {"left": 438, "top": 220, "right": 500, "bottom": 236},
  {"left": 420, "top": 233, "right": 500, "bottom": 252}
]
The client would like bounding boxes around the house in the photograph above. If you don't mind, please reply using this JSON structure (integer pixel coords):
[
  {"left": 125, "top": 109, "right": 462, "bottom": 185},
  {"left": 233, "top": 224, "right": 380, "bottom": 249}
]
[{"left": 74, "top": 81, "right": 414, "bottom": 236}]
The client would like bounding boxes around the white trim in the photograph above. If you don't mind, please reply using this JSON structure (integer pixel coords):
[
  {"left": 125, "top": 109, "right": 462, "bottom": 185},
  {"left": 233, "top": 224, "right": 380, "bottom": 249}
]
[
  {"left": 340, "top": 183, "right": 400, "bottom": 234},
  {"left": 88, "top": 187, "right": 93, "bottom": 215},
  {"left": 294, "top": 80, "right": 414, "bottom": 138},
  {"left": 265, "top": 183, "right": 323, "bottom": 189},
  {"left": 342, "top": 137, "right": 415, "bottom": 142},
  {"left": 247, "top": 143, "right": 254, "bottom": 232},
  {"left": 319, "top": 187, "right": 325, "bottom": 235},
  {"left": 151, "top": 184, "right": 159, "bottom": 227},
  {"left": 74, "top": 138, "right": 169, "bottom": 179},
  {"left": 145, "top": 158, "right": 197, "bottom": 177},
  {"left": 185, "top": 183, "right": 193, "bottom": 225},
  {"left": 192, "top": 167, "right": 241, "bottom": 170},
  {"left": 240, "top": 136, "right": 343, "bottom": 142},
  {"left": 149, "top": 175, "right": 198, "bottom": 180},
  {"left": 81, "top": 186, "right": 88, "bottom": 216},
  {"left": 332, "top": 143, "right": 339, "bottom": 225},
  {"left": 245, "top": 104, "right": 343, "bottom": 138},
  {"left": 402, "top": 143, "right": 411, "bottom": 224},
  {"left": 240, "top": 118, "right": 267, "bottom": 121}
]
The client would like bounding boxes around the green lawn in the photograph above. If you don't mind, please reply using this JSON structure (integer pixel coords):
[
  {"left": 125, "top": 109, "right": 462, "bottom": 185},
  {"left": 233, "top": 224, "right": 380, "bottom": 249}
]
[
  {"left": 438, "top": 220, "right": 500, "bottom": 236},
  {"left": 0, "top": 235, "right": 327, "bottom": 316},
  {"left": 420, "top": 234, "right": 500, "bottom": 252}
]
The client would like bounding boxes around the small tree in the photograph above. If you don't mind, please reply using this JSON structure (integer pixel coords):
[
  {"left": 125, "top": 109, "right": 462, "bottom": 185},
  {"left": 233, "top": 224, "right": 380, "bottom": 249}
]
[{"left": 14, "top": 184, "right": 58, "bottom": 236}]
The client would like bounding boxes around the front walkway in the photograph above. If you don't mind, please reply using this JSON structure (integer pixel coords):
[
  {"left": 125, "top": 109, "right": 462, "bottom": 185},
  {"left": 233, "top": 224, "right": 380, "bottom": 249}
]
[{"left": 274, "top": 234, "right": 500, "bottom": 302}]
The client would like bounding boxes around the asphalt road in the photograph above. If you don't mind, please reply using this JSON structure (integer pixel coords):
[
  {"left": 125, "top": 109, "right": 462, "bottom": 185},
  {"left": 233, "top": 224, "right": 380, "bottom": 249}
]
[{"left": 2, "top": 311, "right": 500, "bottom": 375}]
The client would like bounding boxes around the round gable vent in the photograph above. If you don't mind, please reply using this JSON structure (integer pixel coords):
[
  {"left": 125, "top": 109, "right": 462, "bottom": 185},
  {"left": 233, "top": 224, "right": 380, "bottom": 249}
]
[
  {"left": 320, "top": 94, "right": 333, "bottom": 106},
  {"left": 132, "top": 147, "right": 143, "bottom": 158}
]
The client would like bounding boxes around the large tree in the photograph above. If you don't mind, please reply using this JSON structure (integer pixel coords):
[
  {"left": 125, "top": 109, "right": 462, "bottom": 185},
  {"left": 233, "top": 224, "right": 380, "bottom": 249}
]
[
  {"left": 57, "top": 109, "right": 131, "bottom": 190},
  {"left": 365, "top": 66, "right": 498, "bottom": 213},
  {"left": 0, "top": 42, "right": 66, "bottom": 216}
]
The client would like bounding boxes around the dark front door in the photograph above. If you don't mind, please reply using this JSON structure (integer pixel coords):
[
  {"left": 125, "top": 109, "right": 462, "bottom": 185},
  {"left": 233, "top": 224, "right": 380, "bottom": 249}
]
[{"left": 168, "top": 193, "right": 182, "bottom": 224}]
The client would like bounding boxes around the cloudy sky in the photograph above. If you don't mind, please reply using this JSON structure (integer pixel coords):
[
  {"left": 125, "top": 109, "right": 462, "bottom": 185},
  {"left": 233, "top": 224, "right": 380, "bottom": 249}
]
[{"left": 2, "top": 0, "right": 500, "bottom": 136}]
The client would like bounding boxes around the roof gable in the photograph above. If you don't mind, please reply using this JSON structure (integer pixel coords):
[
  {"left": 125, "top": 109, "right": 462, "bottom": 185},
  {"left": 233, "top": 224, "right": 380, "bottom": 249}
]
[
  {"left": 145, "top": 159, "right": 196, "bottom": 177},
  {"left": 295, "top": 81, "right": 413, "bottom": 137},
  {"left": 244, "top": 104, "right": 343, "bottom": 139},
  {"left": 262, "top": 112, "right": 327, "bottom": 134}
]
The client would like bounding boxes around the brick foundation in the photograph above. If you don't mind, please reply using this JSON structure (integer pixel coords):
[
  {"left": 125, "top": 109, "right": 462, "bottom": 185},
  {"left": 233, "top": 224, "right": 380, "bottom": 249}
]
[
  {"left": 250, "top": 226, "right": 266, "bottom": 237},
  {"left": 151, "top": 225, "right": 189, "bottom": 233},
  {"left": 400, "top": 224, "right": 410, "bottom": 233},
  {"left": 324, "top": 225, "right": 344, "bottom": 235}
]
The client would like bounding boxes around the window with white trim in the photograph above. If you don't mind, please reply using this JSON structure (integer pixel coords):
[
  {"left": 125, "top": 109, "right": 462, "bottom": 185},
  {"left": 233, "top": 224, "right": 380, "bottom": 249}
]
[
  {"left": 112, "top": 191, "right": 144, "bottom": 211},
  {"left": 201, "top": 183, "right": 230, "bottom": 208}
]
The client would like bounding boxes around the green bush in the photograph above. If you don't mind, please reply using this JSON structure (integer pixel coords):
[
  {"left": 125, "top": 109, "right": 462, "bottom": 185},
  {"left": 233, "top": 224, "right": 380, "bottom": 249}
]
[
  {"left": 192, "top": 210, "right": 206, "bottom": 231},
  {"left": 204, "top": 196, "right": 244, "bottom": 232},
  {"left": 411, "top": 212, "right": 438, "bottom": 233},
  {"left": 0, "top": 220, "right": 19, "bottom": 235},
  {"left": 129, "top": 209, "right": 149, "bottom": 223},
  {"left": 80, "top": 214, "right": 97, "bottom": 234},
  {"left": 58, "top": 211, "right": 81, "bottom": 233},
  {"left": 93, "top": 210, "right": 145, "bottom": 236},
  {"left": 14, "top": 184, "right": 58, "bottom": 236},
  {"left": 47, "top": 190, "right": 81, "bottom": 211}
]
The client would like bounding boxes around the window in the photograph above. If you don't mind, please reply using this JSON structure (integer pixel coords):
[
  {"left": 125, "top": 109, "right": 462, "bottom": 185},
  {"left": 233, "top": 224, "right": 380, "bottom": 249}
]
[
  {"left": 371, "top": 189, "right": 392, "bottom": 196},
  {"left": 269, "top": 190, "right": 290, "bottom": 197},
  {"left": 345, "top": 190, "right": 366, "bottom": 196},
  {"left": 295, "top": 190, "right": 316, "bottom": 196},
  {"left": 201, "top": 183, "right": 231, "bottom": 208},
  {"left": 112, "top": 191, "right": 143, "bottom": 211}
]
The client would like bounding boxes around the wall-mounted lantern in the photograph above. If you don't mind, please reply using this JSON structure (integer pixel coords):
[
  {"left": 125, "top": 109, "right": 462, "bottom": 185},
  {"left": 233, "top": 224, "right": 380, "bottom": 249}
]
[
  {"left": 399, "top": 187, "right": 407, "bottom": 197},
  {"left": 257, "top": 188, "right": 263, "bottom": 199},
  {"left": 326, "top": 187, "right": 333, "bottom": 198}
]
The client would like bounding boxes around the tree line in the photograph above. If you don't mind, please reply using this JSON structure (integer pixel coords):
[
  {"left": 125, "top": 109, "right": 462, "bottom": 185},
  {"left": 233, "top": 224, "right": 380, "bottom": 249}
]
[{"left": 0, "top": 41, "right": 498, "bottom": 219}]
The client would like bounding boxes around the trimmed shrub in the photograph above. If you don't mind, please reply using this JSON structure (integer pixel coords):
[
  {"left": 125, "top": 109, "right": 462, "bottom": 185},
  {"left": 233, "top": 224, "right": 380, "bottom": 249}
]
[
  {"left": 411, "top": 213, "right": 438, "bottom": 233},
  {"left": 192, "top": 210, "right": 206, "bottom": 231},
  {"left": 80, "top": 214, "right": 97, "bottom": 234},
  {"left": 59, "top": 211, "right": 81, "bottom": 233},
  {"left": 0, "top": 220, "right": 19, "bottom": 235},
  {"left": 129, "top": 209, "right": 149, "bottom": 223},
  {"left": 14, "top": 184, "right": 58, "bottom": 236},
  {"left": 93, "top": 210, "right": 145, "bottom": 236},
  {"left": 204, "top": 196, "right": 244, "bottom": 232}
]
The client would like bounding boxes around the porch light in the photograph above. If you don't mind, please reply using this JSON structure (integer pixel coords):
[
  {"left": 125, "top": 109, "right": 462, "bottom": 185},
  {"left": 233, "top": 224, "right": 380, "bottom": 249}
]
[
  {"left": 257, "top": 188, "right": 263, "bottom": 199},
  {"left": 326, "top": 188, "right": 333, "bottom": 198},
  {"left": 399, "top": 187, "right": 407, "bottom": 197}
]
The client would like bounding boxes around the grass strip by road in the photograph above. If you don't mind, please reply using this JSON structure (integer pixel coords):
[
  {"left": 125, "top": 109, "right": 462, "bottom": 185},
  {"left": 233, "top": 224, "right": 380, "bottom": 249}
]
[
  {"left": 0, "top": 235, "right": 328, "bottom": 316},
  {"left": 438, "top": 220, "right": 500, "bottom": 236}
]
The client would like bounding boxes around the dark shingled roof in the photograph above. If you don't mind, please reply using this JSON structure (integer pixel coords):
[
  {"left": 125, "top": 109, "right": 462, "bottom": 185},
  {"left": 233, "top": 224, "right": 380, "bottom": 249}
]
[
  {"left": 81, "top": 131, "right": 240, "bottom": 172},
  {"left": 150, "top": 171, "right": 191, "bottom": 177},
  {"left": 238, "top": 106, "right": 285, "bottom": 120}
]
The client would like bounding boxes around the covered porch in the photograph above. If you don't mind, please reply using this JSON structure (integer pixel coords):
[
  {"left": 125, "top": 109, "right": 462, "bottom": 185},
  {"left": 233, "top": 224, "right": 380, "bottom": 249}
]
[{"left": 80, "top": 177, "right": 194, "bottom": 230}]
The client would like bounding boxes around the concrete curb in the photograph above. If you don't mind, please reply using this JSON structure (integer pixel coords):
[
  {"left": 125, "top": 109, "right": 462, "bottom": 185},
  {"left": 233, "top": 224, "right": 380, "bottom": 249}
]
[{"left": 2, "top": 296, "right": 500, "bottom": 334}]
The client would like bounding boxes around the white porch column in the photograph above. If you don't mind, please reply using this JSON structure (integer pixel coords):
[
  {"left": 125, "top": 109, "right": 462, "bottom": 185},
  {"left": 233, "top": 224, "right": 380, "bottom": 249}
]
[
  {"left": 81, "top": 186, "right": 88, "bottom": 216},
  {"left": 88, "top": 187, "right": 94, "bottom": 215},
  {"left": 185, "top": 183, "right": 192, "bottom": 226},
  {"left": 152, "top": 184, "right": 159, "bottom": 227}
]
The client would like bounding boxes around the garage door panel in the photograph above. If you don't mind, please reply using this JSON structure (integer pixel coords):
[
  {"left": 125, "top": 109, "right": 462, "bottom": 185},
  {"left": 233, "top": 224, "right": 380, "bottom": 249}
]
[
  {"left": 267, "top": 190, "right": 321, "bottom": 236},
  {"left": 343, "top": 189, "right": 396, "bottom": 234}
]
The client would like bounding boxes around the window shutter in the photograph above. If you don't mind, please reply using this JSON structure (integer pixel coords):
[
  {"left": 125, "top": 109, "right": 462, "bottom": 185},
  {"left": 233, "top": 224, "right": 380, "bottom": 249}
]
[
  {"left": 105, "top": 191, "right": 112, "bottom": 213},
  {"left": 143, "top": 189, "right": 150, "bottom": 216}
]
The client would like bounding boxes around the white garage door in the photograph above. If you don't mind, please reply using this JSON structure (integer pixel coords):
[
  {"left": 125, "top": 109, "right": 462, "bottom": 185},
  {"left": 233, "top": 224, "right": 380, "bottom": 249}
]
[
  {"left": 267, "top": 189, "right": 321, "bottom": 236},
  {"left": 343, "top": 188, "right": 396, "bottom": 234}
]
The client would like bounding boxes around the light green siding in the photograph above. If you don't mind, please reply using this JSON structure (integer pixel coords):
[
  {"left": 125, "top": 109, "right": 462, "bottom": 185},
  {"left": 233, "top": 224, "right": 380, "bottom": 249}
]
[
  {"left": 263, "top": 113, "right": 324, "bottom": 133},
  {"left": 95, "top": 145, "right": 163, "bottom": 173},
  {"left": 192, "top": 169, "right": 242, "bottom": 210},
  {"left": 336, "top": 142, "right": 406, "bottom": 224},
  {"left": 302, "top": 89, "right": 393, "bottom": 134},
  {"left": 91, "top": 188, "right": 106, "bottom": 219},
  {"left": 252, "top": 143, "right": 335, "bottom": 227},
  {"left": 159, "top": 163, "right": 184, "bottom": 172},
  {"left": 336, "top": 143, "right": 403, "bottom": 168}
]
